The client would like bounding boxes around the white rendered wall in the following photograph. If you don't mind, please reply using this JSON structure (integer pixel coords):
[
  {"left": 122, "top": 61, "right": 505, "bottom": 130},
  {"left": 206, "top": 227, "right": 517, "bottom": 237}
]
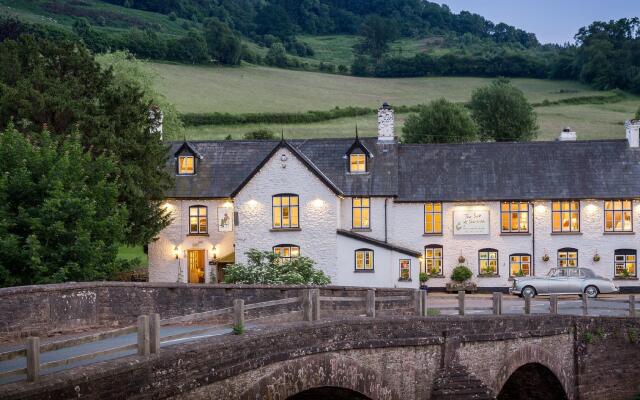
[
  {"left": 339, "top": 197, "right": 388, "bottom": 240},
  {"left": 335, "top": 235, "right": 419, "bottom": 288},
  {"left": 234, "top": 148, "right": 340, "bottom": 282},
  {"left": 148, "top": 199, "right": 235, "bottom": 283}
]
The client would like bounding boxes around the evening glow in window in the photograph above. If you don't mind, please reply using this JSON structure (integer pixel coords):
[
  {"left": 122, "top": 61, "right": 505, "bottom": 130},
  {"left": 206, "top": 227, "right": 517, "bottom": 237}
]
[
  {"left": 510, "top": 254, "right": 531, "bottom": 276},
  {"left": 178, "top": 155, "right": 194, "bottom": 174},
  {"left": 355, "top": 249, "right": 374, "bottom": 271},
  {"left": 552, "top": 201, "right": 580, "bottom": 232},
  {"left": 478, "top": 249, "right": 498, "bottom": 275},
  {"left": 349, "top": 153, "right": 366, "bottom": 172},
  {"left": 189, "top": 206, "right": 207, "bottom": 234},
  {"left": 272, "top": 194, "right": 299, "bottom": 229},
  {"left": 274, "top": 245, "right": 300, "bottom": 261},
  {"left": 614, "top": 249, "right": 636, "bottom": 277},
  {"left": 399, "top": 259, "right": 411, "bottom": 280},
  {"left": 352, "top": 197, "right": 370, "bottom": 229},
  {"left": 424, "top": 202, "right": 442, "bottom": 234},
  {"left": 501, "top": 202, "right": 528, "bottom": 233},
  {"left": 605, "top": 200, "right": 632, "bottom": 232},
  {"left": 558, "top": 248, "right": 578, "bottom": 268},
  {"left": 424, "top": 245, "right": 443, "bottom": 275}
]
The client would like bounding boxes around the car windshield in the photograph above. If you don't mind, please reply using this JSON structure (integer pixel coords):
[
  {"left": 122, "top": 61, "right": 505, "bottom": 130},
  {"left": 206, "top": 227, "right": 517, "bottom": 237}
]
[{"left": 547, "top": 268, "right": 567, "bottom": 277}]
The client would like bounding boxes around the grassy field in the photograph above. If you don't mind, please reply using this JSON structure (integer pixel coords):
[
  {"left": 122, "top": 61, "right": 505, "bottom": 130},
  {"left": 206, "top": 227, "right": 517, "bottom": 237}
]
[
  {"left": 117, "top": 245, "right": 147, "bottom": 265},
  {"left": 145, "top": 62, "right": 639, "bottom": 141}
]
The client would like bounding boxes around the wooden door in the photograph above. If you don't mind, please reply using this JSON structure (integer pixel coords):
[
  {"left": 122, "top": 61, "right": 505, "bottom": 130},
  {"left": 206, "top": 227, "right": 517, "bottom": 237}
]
[{"left": 188, "top": 250, "right": 205, "bottom": 283}]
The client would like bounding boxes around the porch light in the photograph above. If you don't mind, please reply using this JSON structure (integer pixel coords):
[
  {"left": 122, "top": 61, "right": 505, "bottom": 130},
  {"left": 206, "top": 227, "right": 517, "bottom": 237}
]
[{"left": 174, "top": 245, "right": 180, "bottom": 259}]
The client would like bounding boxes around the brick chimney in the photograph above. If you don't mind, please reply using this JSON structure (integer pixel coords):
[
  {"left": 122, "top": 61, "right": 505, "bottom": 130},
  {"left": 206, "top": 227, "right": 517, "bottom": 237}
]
[
  {"left": 558, "top": 127, "right": 576, "bottom": 141},
  {"left": 377, "top": 102, "right": 395, "bottom": 142},
  {"left": 625, "top": 119, "right": 640, "bottom": 148}
]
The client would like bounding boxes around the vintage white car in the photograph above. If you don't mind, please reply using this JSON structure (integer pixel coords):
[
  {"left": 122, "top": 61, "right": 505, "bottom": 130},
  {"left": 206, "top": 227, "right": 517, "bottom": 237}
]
[{"left": 509, "top": 267, "right": 619, "bottom": 298}]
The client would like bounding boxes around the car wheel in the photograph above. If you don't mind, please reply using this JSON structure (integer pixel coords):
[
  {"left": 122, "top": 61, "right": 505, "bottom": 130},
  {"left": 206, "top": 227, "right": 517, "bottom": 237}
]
[
  {"left": 584, "top": 285, "right": 599, "bottom": 298},
  {"left": 522, "top": 286, "right": 536, "bottom": 298}
]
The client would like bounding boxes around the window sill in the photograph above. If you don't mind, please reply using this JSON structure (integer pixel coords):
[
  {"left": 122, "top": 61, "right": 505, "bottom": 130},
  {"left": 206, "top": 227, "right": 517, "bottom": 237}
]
[
  {"left": 603, "top": 231, "right": 635, "bottom": 235},
  {"left": 477, "top": 274, "right": 500, "bottom": 278},
  {"left": 398, "top": 278, "right": 412, "bottom": 282},
  {"left": 423, "top": 233, "right": 443, "bottom": 237},
  {"left": 187, "top": 233, "right": 209, "bottom": 237},
  {"left": 613, "top": 277, "right": 639, "bottom": 281},
  {"left": 550, "top": 232, "right": 582, "bottom": 235},
  {"left": 177, "top": 173, "right": 196, "bottom": 176},
  {"left": 352, "top": 228, "right": 372, "bottom": 232},
  {"left": 347, "top": 172, "right": 370, "bottom": 175},
  {"left": 500, "top": 232, "right": 531, "bottom": 236},
  {"left": 354, "top": 270, "right": 375, "bottom": 273},
  {"left": 270, "top": 228, "right": 301, "bottom": 232}
]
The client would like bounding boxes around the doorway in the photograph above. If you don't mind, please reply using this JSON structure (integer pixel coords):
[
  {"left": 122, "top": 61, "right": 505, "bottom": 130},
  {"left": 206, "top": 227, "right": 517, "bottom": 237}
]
[{"left": 188, "top": 250, "right": 205, "bottom": 283}]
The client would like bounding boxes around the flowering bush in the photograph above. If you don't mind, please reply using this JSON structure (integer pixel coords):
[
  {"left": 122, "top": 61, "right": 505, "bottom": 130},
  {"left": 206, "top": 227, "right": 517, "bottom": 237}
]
[{"left": 223, "top": 249, "right": 331, "bottom": 285}]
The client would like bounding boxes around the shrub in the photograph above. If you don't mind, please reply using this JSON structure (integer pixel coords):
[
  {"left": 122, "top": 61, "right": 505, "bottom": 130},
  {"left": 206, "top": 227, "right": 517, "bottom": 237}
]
[
  {"left": 243, "top": 129, "right": 276, "bottom": 140},
  {"left": 451, "top": 265, "right": 472, "bottom": 282},
  {"left": 419, "top": 272, "right": 429, "bottom": 283},
  {"left": 223, "top": 249, "right": 331, "bottom": 285}
]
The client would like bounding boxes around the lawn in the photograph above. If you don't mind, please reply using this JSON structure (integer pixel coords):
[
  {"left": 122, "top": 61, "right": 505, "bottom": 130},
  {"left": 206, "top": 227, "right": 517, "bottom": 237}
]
[{"left": 117, "top": 245, "right": 148, "bottom": 266}]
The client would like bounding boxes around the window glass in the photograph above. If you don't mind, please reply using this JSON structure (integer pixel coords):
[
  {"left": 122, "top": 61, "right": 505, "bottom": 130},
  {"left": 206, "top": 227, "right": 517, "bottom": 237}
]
[
  {"left": 558, "top": 248, "right": 578, "bottom": 268},
  {"left": 424, "top": 245, "right": 443, "bottom": 275},
  {"left": 424, "top": 202, "right": 443, "bottom": 234},
  {"left": 349, "top": 154, "right": 366, "bottom": 172},
  {"left": 501, "top": 202, "right": 528, "bottom": 233},
  {"left": 355, "top": 249, "right": 374, "bottom": 270},
  {"left": 178, "top": 156, "right": 195, "bottom": 174},
  {"left": 605, "top": 200, "right": 633, "bottom": 232},
  {"left": 188, "top": 206, "right": 207, "bottom": 234},
  {"left": 552, "top": 201, "right": 580, "bottom": 232},
  {"left": 272, "top": 194, "right": 299, "bottom": 229},
  {"left": 510, "top": 254, "right": 531, "bottom": 276},
  {"left": 352, "top": 197, "right": 370, "bottom": 229},
  {"left": 614, "top": 250, "right": 637, "bottom": 277},
  {"left": 399, "top": 259, "right": 411, "bottom": 280},
  {"left": 479, "top": 249, "right": 498, "bottom": 275},
  {"left": 274, "top": 245, "right": 300, "bottom": 262}
]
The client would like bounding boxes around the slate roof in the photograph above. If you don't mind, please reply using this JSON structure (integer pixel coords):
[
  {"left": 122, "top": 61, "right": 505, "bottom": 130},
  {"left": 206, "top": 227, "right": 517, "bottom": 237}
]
[
  {"left": 336, "top": 229, "right": 422, "bottom": 257},
  {"left": 165, "top": 138, "right": 640, "bottom": 201}
]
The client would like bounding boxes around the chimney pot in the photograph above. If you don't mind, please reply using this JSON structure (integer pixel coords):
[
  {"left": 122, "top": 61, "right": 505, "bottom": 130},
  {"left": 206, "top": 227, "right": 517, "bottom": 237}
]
[
  {"left": 625, "top": 119, "right": 640, "bottom": 148},
  {"left": 558, "top": 127, "right": 577, "bottom": 141}
]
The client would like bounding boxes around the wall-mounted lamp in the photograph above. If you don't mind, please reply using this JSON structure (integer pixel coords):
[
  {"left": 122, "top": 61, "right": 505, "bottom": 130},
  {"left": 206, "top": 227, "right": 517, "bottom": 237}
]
[
  {"left": 174, "top": 245, "right": 180, "bottom": 259},
  {"left": 211, "top": 245, "right": 217, "bottom": 261}
]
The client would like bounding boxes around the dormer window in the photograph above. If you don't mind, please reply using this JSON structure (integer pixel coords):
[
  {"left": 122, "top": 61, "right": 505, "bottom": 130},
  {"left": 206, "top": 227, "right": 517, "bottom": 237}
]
[
  {"left": 349, "top": 153, "right": 366, "bottom": 173},
  {"left": 178, "top": 155, "right": 194, "bottom": 175}
]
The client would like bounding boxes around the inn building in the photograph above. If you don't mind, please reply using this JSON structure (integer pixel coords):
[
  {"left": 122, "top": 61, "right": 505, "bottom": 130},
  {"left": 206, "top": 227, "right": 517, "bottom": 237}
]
[{"left": 148, "top": 104, "right": 640, "bottom": 291}]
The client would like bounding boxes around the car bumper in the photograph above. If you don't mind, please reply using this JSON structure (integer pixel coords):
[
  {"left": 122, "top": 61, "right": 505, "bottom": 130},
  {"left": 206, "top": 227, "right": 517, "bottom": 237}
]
[{"left": 509, "top": 287, "right": 521, "bottom": 295}]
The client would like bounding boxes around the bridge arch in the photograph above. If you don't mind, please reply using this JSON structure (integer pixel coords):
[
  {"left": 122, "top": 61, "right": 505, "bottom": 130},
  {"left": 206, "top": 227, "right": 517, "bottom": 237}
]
[
  {"left": 497, "top": 363, "right": 567, "bottom": 400},
  {"left": 287, "top": 386, "right": 372, "bottom": 399},
  {"left": 238, "top": 352, "right": 399, "bottom": 400},
  {"left": 494, "top": 344, "right": 574, "bottom": 400}
]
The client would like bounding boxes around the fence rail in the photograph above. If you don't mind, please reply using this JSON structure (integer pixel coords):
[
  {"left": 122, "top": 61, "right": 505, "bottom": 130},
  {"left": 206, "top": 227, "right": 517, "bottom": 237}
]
[{"left": 1, "top": 289, "right": 637, "bottom": 385}]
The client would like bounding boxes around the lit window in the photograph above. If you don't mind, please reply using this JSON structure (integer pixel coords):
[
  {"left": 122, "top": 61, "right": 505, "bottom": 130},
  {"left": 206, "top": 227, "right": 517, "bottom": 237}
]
[
  {"left": 352, "top": 197, "right": 370, "bottom": 229},
  {"left": 478, "top": 249, "right": 498, "bottom": 276},
  {"left": 558, "top": 248, "right": 578, "bottom": 268},
  {"left": 189, "top": 206, "right": 207, "bottom": 234},
  {"left": 501, "top": 202, "right": 529, "bottom": 233},
  {"left": 355, "top": 249, "right": 374, "bottom": 271},
  {"left": 605, "top": 200, "right": 633, "bottom": 232},
  {"left": 273, "top": 245, "right": 300, "bottom": 262},
  {"left": 272, "top": 194, "right": 299, "bottom": 229},
  {"left": 178, "top": 155, "right": 195, "bottom": 175},
  {"left": 349, "top": 153, "right": 366, "bottom": 173},
  {"left": 614, "top": 249, "right": 637, "bottom": 277},
  {"left": 424, "top": 245, "right": 443, "bottom": 276},
  {"left": 510, "top": 254, "right": 531, "bottom": 277},
  {"left": 424, "top": 202, "right": 443, "bottom": 234},
  {"left": 552, "top": 201, "right": 580, "bottom": 233},
  {"left": 399, "top": 259, "right": 411, "bottom": 280}
]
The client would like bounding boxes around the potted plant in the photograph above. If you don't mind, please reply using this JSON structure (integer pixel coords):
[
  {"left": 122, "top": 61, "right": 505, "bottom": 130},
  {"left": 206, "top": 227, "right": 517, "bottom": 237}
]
[
  {"left": 419, "top": 272, "right": 429, "bottom": 291},
  {"left": 458, "top": 255, "right": 466, "bottom": 264},
  {"left": 446, "top": 265, "right": 477, "bottom": 292},
  {"left": 593, "top": 253, "right": 601, "bottom": 262},
  {"left": 542, "top": 253, "right": 550, "bottom": 262}
]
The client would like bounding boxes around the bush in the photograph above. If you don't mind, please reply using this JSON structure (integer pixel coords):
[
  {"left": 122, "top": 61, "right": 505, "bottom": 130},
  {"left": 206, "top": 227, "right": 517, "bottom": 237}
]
[
  {"left": 419, "top": 272, "right": 429, "bottom": 283},
  {"left": 243, "top": 129, "right": 276, "bottom": 140},
  {"left": 451, "top": 265, "right": 473, "bottom": 282},
  {"left": 223, "top": 249, "right": 331, "bottom": 285}
]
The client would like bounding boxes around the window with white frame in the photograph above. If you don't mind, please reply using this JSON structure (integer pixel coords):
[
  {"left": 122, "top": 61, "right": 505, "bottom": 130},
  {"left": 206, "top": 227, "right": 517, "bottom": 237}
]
[
  {"left": 501, "top": 201, "right": 529, "bottom": 233},
  {"left": 189, "top": 206, "right": 207, "bottom": 234},
  {"left": 352, "top": 197, "right": 370, "bottom": 229},
  {"left": 558, "top": 248, "right": 578, "bottom": 268},
  {"left": 355, "top": 249, "right": 374, "bottom": 271},
  {"left": 614, "top": 249, "right": 637, "bottom": 277},
  {"left": 272, "top": 194, "right": 299, "bottom": 229},
  {"left": 605, "top": 200, "right": 633, "bottom": 232},
  {"left": 273, "top": 244, "right": 300, "bottom": 261},
  {"left": 478, "top": 248, "right": 498, "bottom": 276},
  {"left": 424, "top": 202, "right": 443, "bottom": 234},
  {"left": 399, "top": 259, "right": 411, "bottom": 280},
  {"left": 424, "top": 245, "right": 443, "bottom": 276},
  {"left": 510, "top": 254, "right": 531, "bottom": 277},
  {"left": 552, "top": 201, "right": 580, "bottom": 233}
]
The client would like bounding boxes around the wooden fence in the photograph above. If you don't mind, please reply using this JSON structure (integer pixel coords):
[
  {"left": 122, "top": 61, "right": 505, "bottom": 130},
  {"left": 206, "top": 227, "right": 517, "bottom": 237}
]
[{"left": 0, "top": 289, "right": 637, "bottom": 384}]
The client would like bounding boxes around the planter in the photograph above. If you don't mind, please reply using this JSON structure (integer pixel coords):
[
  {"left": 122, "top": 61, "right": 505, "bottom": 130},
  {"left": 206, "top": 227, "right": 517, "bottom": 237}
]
[
  {"left": 446, "top": 281, "right": 477, "bottom": 293},
  {"left": 419, "top": 284, "right": 429, "bottom": 292}
]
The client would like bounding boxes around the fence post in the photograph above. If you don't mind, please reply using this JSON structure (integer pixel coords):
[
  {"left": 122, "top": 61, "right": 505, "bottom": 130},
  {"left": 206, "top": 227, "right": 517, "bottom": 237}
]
[
  {"left": 366, "top": 289, "right": 376, "bottom": 318},
  {"left": 311, "top": 288, "right": 321, "bottom": 321},
  {"left": 26, "top": 336, "right": 40, "bottom": 382},
  {"left": 302, "top": 289, "right": 313, "bottom": 321},
  {"left": 524, "top": 295, "right": 531, "bottom": 315},
  {"left": 458, "top": 290, "right": 465, "bottom": 316},
  {"left": 549, "top": 295, "right": 558, "bottom": 315},
  {"left": 137, "top": 315, "right": 150, "bottom": 356},
  {"left": 492, "top": 292, "right": 502, "bottom": 315},
  {"left": 420, "top": 290, "right": 428, "bottom": 317},
  {"left": 233, "top": 299, "right": 245, "bottom": 333},
  {"left": 582, "top": 295, "right": 589, "bottom": 316},
  {"left": 630, "top": 295, "right": 636, "bottom": 318},
  {"left": 149, "top": 313, "right": 160, "bottom": 354},
  {"left": 414, "top": 289, "right": 421, "bottom": 316}
]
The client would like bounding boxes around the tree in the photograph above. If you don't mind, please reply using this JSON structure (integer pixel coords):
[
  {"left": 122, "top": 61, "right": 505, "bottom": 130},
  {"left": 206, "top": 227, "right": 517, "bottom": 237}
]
[
  {"left": 355, "top": 15, "right": 399, "bottom": 62},
  {"left": 0, "top": 127, "right": 131, "bottom": 287},
  {"left": 402, "top": 98, "right": 477, "bottom": 144},
  {"left": 468, "top": 78, "right": 538, "bottom": 142},
  {"left": 636, "top": 106, "right": 640, "bottom": 120},
  {"left": 265, "top": 42, "right": 289, "bottom": 68},
  {"left": 254, "top": 4, "right": 295, "bottom": 40},
  {"left": 167, "top": 30, "right": 209, "bottom": 64},
  {"left": 223, "top": 249, "right": 330, "bottom": 285},
  {"left": 243, "top": 129, "right": 276, "bottom": 140},
  {"left": 0, "top": 36, "right": 172, "bottom": 246},
  {"left": 202, "top": 18, "right": 242, "bottom": 65}
]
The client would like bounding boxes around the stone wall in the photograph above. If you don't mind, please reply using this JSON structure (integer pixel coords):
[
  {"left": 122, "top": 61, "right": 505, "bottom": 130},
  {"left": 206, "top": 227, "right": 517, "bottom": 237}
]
[{"left": 0, "top": 282, "right": 417, "bottom": 339}]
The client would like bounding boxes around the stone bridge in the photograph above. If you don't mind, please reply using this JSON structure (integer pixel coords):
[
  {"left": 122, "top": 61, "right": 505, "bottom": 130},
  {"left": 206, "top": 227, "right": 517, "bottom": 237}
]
[{"left": 3, "top": 315, "right": 639, "bottom": 400}]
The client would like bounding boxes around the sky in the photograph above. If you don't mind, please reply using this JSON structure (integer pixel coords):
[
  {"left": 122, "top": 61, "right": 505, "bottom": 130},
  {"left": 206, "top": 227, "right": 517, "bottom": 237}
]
[{"left": 441, "top": 0, "right": 640, "bottom": 44}]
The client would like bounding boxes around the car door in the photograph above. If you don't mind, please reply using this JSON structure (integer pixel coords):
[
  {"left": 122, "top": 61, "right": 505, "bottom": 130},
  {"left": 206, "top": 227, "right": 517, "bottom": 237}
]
[
  {"left": 565, "top": 268, "right": 583, "bottom": 293},
  {"left": 547, "top": 268, "right": 568, "bottom": 293}
]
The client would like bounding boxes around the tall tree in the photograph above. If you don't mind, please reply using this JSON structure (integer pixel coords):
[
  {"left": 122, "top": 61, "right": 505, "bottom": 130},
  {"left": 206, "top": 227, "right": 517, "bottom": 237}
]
[
  {"left": 402, "top": 98, "right": 477, "bottom": 144},
  {"left": 0, "top": 127, "right": 130, "bottom": 286},
  {"left": 468, "top": 78, "right": 538, "bottom": 142},
  {"left": 355, "top": 15, "right": 398, "bottom": 62},
  {"left": 202, "top": 18, "right": 242, "bottom": 65},
  {"left": 0, "top": 36, "right": 172, "bottom": 245}
]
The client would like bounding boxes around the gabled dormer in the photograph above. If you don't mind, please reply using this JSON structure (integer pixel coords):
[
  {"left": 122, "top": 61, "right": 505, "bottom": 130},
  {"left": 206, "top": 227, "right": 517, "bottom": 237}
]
[
  {"left": 344, "top": 134, "right": 372, "bottom": 174},
  {"left": 175, "top": 142, "right": 203, "bottom": 175}
]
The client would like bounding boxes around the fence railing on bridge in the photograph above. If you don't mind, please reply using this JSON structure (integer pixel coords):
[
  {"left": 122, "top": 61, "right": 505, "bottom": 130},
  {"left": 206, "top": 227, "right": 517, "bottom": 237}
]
[{"left": 0, "top": 289, "right": 637, "bottom": 384}]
